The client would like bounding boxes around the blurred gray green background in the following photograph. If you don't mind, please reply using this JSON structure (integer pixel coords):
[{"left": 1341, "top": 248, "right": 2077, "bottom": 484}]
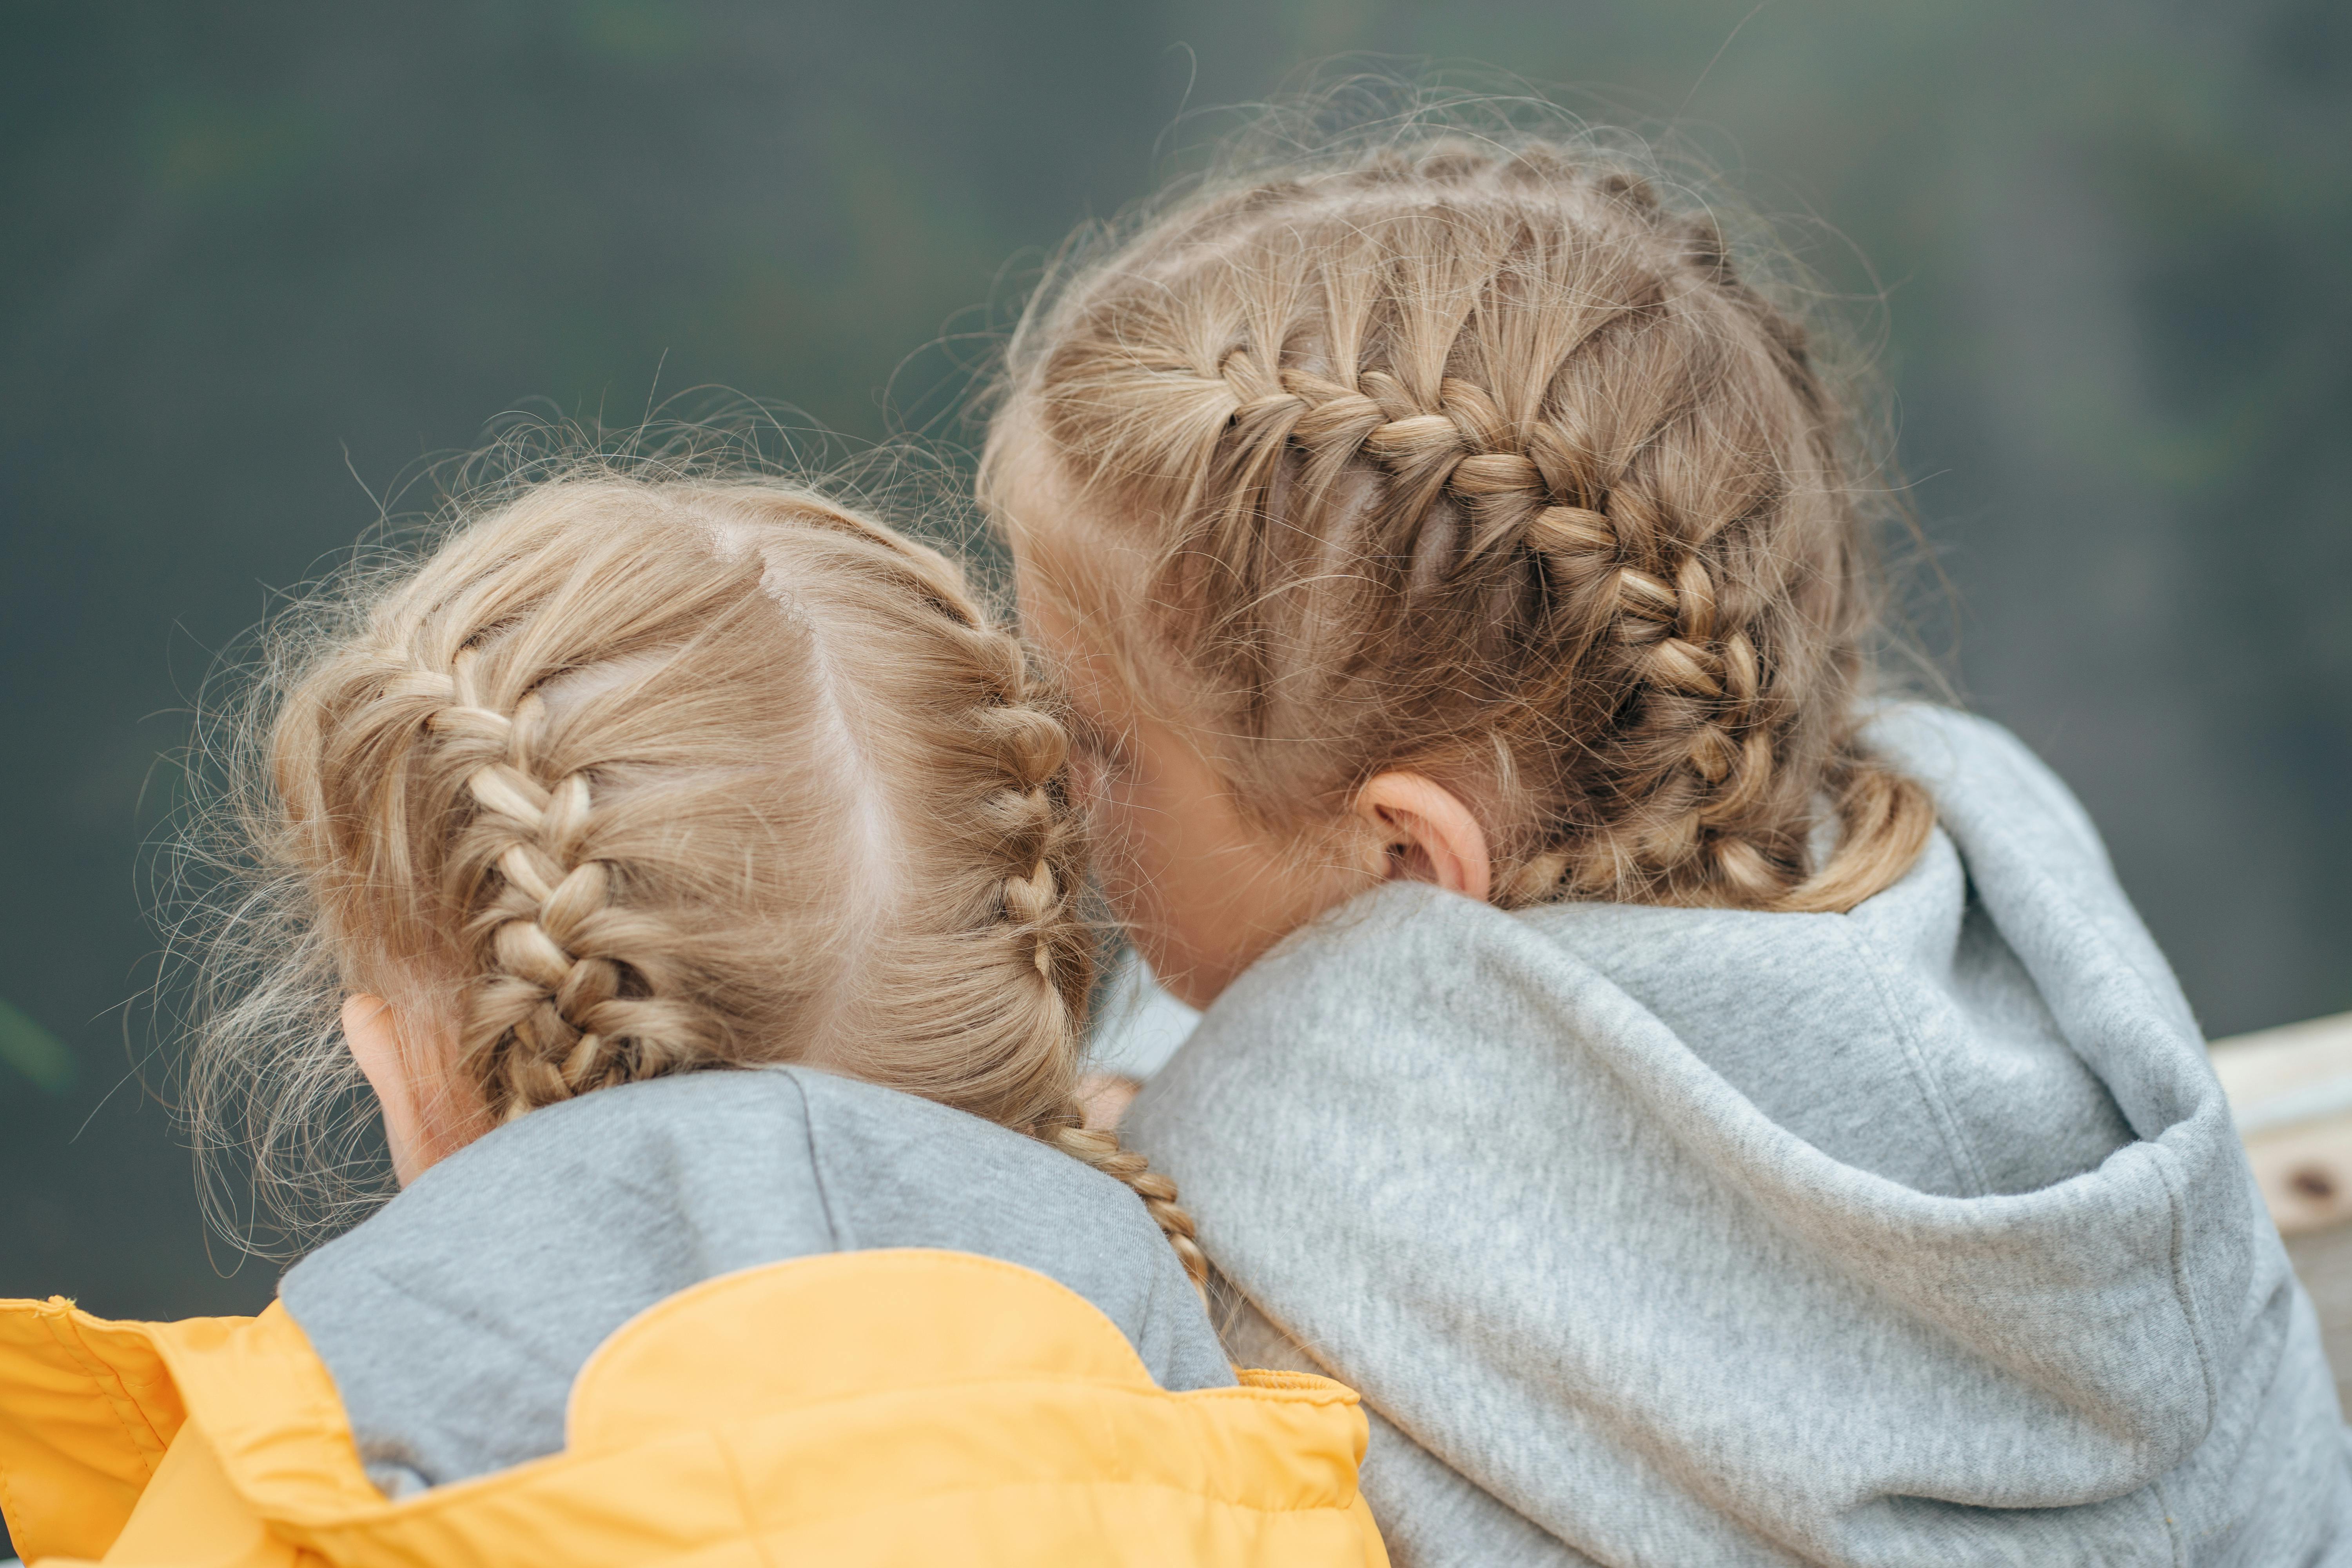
[{"left": 2, "top": 0, "right": 2347, "bottom": 1392}]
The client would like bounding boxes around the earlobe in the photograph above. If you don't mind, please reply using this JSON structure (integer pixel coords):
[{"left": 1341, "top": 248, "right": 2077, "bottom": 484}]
[{"left": 1354, "top": 772, "right": 1492, "bottom": 903}]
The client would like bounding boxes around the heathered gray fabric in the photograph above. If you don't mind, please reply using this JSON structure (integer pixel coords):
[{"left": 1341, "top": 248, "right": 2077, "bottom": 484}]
[
  {"left": 281, "top": 1065, "right": 1231, "bottom": 1497},
  {"left": 1125, "top": 706, "right": 2352, "bottom": 1567}
]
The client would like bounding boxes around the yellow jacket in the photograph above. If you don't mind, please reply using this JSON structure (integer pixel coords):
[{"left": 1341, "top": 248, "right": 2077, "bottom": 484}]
[{"left": 0, "top": 1249, "right": 1388, "bottom": 1567}]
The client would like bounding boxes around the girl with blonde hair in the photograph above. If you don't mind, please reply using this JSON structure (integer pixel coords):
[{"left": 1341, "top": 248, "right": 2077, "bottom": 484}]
[
  {"left": 985, "top": 113, "right": 2350, "bottom": 1565},
  {"left": 0, "top": 459, "right": 1387, "bottom": 1567}
]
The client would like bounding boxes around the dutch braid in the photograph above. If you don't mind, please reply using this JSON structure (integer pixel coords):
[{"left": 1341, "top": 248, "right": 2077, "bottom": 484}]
[
  {"left": 708, "top": 488, "right": 1209, "bottom": 1287},
  {"left": 422, "top": 646, "right": 711, "bottom": 1121},
  {"left": 200, "top": 469, "right": 1210, "bottom": 1284},
  {"left": 1000, "top": 138, "right": 1934, "bottom": 914},
  {"left": 925, "top": 581, "right": 1213, "bottom": 1290},
  {"left": 1221, "top": 361, "right": 1794, "bottom": 905}
]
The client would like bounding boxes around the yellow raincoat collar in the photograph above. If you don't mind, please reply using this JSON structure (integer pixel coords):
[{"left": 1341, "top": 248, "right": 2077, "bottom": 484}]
[{"left": 0, "top": 1249, "right": 1387, "bottom": 1567}]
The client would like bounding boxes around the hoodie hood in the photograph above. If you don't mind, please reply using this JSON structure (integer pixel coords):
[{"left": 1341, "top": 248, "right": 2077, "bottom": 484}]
[
  {"left": 1125, "top": 706, "right": 2348, "bottom": 1566},
  {"left": 282, "top": 1065, "right": 1230, "bottom": 1497}
]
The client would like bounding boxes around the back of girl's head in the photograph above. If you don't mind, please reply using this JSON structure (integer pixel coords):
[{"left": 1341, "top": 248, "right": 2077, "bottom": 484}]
[
  {"left": 986, "top": 103, "right": 1931, "bottom": 913},
  {"left": 182, "top": 453, "right": 1200, "bottom": 1279}
]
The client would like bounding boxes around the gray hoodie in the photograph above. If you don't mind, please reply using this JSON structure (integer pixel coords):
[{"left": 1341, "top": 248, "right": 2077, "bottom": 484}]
[
  {"left": 280, "top": 1065, "right": 1230, "bottom": 1497},
  {"left": 1124, "top": 706, "right": 2351, "bottom": 1566}
]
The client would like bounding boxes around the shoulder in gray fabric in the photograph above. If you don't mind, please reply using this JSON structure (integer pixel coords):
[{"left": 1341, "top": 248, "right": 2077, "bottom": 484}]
[
  {"left": 1126, "top": 705, "right": 2352, "bottom": 1568},
  {"left": 281, "top": 1065, "right": 1230, "bottom": 1497}
]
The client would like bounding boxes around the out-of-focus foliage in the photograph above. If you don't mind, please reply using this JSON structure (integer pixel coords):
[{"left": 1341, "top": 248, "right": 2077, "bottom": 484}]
[
  {"left": 0, "top": 0, "right": 2344, "bottom": 1338},
  {"left": 0, "top": 997, "right": 75, "bottom": 1095}
]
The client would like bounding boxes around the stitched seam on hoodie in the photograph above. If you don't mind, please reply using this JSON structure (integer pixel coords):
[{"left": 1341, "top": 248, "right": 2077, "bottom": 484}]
[
  {"left": 1962, "top": 724, "right": 2226, "bottom": 1442},
  {"left": 2153, "top": 1148, "right": 2221, "bottom": 1459},
  {"left": 785, "top": 1069, "right": 850, "bottom": 1253},
  {"left": 1831, "top": 919, "right": 1993, "bottom": 1198},
  {"left": 1950, "top": 718, "right": 2227, "bottom": 1557},
  {"left": 2151, "top": 1474, "right": 2187, "bottom": 1567}
]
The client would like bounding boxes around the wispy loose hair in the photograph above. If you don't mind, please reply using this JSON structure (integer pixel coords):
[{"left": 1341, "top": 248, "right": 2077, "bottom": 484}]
[
  {"left": 158, "top": 414, "right": 1202, "bottom": 1284},
  {"left": 985, "top": 76, "right": 1934, "bottom": 913}
]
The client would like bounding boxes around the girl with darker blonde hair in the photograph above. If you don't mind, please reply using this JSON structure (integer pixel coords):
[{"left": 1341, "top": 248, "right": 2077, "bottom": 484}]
[{"left": 985, "top": 107, "right": 2348, "bottom": 1565}]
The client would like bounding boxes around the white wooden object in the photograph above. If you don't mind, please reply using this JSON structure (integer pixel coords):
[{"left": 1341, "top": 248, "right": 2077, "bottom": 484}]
[{"left": 2210, "top": 1011, "right": 2352, "bottom": 1236}]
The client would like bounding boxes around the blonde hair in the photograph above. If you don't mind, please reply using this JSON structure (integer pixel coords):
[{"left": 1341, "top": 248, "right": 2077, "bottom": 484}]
[
  {"left": 987, "top": 126, "right": 1933, "bottom": 913},
  {"left": 178, "top": 461, "right": 1203, "bottom": 1283}
]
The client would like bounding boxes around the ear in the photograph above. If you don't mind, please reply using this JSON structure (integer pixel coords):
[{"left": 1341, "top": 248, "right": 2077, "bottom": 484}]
[
  {"left": 343, "top": 994, "right": 474, "bottom": 1187},
  {"left": 1354, "top": 772, "right": 1492, "bottom": 903}
]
